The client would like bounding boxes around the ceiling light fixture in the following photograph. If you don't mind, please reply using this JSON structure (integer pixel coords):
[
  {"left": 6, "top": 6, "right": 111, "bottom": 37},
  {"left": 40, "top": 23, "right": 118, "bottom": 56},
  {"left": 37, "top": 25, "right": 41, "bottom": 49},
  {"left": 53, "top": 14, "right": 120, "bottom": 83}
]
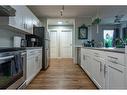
[
  {"left": 58, "top": 21, "right": 63, "bottom": 24},
  {"left": 60, "top": 6, "right": 64, "bottom": 17}
]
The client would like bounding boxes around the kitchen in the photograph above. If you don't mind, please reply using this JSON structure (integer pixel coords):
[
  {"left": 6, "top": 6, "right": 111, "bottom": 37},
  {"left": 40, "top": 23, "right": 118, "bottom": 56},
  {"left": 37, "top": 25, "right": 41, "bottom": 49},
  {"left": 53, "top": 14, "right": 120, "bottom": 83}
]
[{"left": 0, "top": 5, "right": 127, "bottom": 90}]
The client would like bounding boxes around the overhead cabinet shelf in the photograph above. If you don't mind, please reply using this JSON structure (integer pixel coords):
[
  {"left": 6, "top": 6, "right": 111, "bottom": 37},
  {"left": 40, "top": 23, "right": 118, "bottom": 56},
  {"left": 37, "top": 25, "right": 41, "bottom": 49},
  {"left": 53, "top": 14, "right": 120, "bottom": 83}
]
[{"left": 0, "top": 6, "right": 42, "bottom": 34}]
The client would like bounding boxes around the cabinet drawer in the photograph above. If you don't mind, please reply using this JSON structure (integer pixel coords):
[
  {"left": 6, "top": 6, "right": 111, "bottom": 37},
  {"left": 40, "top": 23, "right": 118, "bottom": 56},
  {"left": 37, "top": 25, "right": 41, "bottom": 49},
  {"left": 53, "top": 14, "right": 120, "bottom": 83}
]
[
  {"left": 93, "top": 50, "right": 106, "bottom": 58},
  {"left": 106, "top": 52, "right": 125, "bottom": 66},
  {"left": 27, "top": 50, "right": 35, "bottom": 55}
]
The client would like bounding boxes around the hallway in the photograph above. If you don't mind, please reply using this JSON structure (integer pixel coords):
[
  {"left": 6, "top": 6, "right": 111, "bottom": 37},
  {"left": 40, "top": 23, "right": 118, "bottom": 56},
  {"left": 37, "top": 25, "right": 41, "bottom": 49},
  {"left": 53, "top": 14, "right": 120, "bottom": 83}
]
[{"left": 27, "top": 59, "right": 97, "bottom": 89}]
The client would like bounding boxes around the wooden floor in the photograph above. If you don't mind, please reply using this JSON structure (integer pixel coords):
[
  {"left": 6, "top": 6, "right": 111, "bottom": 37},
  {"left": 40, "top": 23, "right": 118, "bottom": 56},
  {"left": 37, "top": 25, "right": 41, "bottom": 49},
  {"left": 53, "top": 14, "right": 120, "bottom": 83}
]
[{"left": 27, "top": 59, "right": 97, "bottom": 89}]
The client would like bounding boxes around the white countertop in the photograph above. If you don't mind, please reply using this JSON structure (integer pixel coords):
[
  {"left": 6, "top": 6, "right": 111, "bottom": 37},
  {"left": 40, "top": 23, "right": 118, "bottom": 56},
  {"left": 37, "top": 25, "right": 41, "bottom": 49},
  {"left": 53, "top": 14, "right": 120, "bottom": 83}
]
[
  {"left": 75, "top": 45, "right": 83, "bottom": 48},
  {"left": 82, "top": 47, "right": 125, "bottom": 53}
]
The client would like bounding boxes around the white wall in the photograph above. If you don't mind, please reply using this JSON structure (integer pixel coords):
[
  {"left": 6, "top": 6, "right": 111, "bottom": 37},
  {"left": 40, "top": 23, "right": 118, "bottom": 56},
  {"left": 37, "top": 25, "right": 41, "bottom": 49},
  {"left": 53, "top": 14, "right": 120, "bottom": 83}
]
[
  {"left": 75, "top": 17, "right": 92, "bottom": 46},
  {"left": 0, "top": 29, "right": 25, "bottom": 47},
  {"left": 40, "top": 18, "right": 48, "bottom": 32},
  {"left": 74, "top": 17, "right": 92, "bottom": 63},
  {"left": 91, "top": 24, "right": 115, "bottom": 43}
]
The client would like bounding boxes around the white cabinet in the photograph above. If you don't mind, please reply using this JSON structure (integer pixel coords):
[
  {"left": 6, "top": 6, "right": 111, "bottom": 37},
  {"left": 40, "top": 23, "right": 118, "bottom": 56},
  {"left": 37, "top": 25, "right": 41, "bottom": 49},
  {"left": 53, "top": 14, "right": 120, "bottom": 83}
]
[
  {"left": 26, "top": 48, "right": 42, "bottom": 85},
  {"left": 105, "top": 53, "right": 126, "bottom": 89},
  {"left": 34, "top": 49, "right": 42, "bottom": 74},
  {"left": 105, "top": 64, "right": 125, "bottom": 89},
  {"left": 32, "top": 14, "right": 42, "bottom": 27},
  {"left": 15, "top": 6, "right": 34, "bottom": 34},
  {"left": 81, "top": 48, "right": 85, "bottom": 70},
  {"left": 81, "top": 48, "right": 126, "bottom": 89},
  {"left": 92, "top": 55, "right": 105, "bottom": 88},
  {"left": 81, "top": 48, "right": 93, "bottom": 75},
  {"left": 38, "top": 49, "right": 42, "bottom": 70},
  {"left": 0, "top": 6, "right": 42, "bottom": 34},
  {"left": 9, "top": 6, "right": 24, "bottom": 30},
  {"left": 26, "top": 50, "right": 35, "bottom": 84}
]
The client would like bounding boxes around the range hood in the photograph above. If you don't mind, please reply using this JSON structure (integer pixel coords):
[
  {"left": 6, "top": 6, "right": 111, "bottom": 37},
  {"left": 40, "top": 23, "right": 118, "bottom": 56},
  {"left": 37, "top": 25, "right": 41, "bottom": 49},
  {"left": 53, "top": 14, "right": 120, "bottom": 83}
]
[{"left": 0, "top": 6, "right": 16, "bottom": 16}]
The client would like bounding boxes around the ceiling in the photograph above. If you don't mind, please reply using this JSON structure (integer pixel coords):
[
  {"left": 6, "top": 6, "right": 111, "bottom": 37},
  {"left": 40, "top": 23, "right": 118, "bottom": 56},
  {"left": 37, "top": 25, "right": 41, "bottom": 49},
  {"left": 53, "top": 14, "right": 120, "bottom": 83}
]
[
  {"left": 28, "top": 6, "right": 99, "bottom": 18},
  {"left": 28, "top": 6, "right": 127, "bottom": 25}
]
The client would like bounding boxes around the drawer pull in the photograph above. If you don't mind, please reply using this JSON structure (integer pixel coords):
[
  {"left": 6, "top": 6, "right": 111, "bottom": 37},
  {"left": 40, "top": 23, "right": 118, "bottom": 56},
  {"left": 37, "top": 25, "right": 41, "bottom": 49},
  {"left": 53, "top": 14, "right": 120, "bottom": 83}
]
[
  {"left": 109, "top": 65, "right": 123, "bottom": 73},
  {"left": 108, "top": 60, "right": 118, "bottom": 64},
  {"left": 100, "top": 62, "right": 102, "bottom": 72},
  {"left": 95, "top": 55, "right": 99, "bottom": 57},
  {"left": 83, "top": 55, "right": 85, "bottom": 60},
  {"left": 108, "top": 56, "right": 118, "bottom": 59},
  {"left": 93, "top": 58, "right": 101, "bottom": 63},
  {"left": 104, "top": 64, "right": 107, "bottom": 78}
]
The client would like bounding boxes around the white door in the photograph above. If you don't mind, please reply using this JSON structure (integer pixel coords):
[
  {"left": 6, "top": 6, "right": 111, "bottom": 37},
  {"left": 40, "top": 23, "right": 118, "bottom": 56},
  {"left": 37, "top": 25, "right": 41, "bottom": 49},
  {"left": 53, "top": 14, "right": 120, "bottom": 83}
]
[
  {"left": 49, "top": 29, "right": 72, "bottom": 58},
  {"left": 50, "top": 30, "right": 59, "bottom": 58},
  {"left": 60, "top": 30, "right": 72, "bottom": 58}
]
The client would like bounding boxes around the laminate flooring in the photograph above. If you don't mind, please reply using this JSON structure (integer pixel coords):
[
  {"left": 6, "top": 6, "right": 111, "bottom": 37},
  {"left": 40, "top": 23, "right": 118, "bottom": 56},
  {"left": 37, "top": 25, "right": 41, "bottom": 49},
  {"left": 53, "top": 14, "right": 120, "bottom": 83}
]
[{"left": 27, "top": 58, "right": 97, "bottom": 89}]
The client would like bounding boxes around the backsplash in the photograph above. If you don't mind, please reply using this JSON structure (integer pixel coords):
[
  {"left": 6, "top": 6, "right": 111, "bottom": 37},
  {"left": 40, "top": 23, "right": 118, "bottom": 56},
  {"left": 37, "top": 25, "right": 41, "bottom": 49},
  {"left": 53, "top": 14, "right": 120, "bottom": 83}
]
[{"left": 0, "top": 29, "right": 25, "bottom": 47}]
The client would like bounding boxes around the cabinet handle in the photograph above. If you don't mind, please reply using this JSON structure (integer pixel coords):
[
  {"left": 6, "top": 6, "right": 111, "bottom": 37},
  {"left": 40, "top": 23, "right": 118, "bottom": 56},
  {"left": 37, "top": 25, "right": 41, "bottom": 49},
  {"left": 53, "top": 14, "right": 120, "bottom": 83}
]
[
  {"left": 108, "top": 60, "right": 118, "bottom": 64},
  {"left": 26, "top": 24, "right": 27, "bottom": 29},
  {"left": 23, "top": 23, "right": 25, "bottom": 29},
  {"left": 94, "top": 53, "right": 99, "bottom": 55},
  {"left": 104, "top": 64, "right": 107, "bottom": 78},
  {"left": 93, "top": 58, "right": 101, "bottom": 63},
  {"left": 108, "top": 56, "right": 118, "bottom": 59},
  {"left": 93, "top": 58, "right": 102, "bottom": 72},
  {"left": 83, "top": 55, "right": 85, "bottom": 60},
  {"left": 108, "top": 65, "right": 123, "bottom": 73},
  {"left": 95, "top": 55, "right": 99, "bottom": 57},
  {"left": 86, "top": 55, "right": 90, "bottom": 58},
  {"left": 100, "top": 62, "right": 102, "bottom": 72}
]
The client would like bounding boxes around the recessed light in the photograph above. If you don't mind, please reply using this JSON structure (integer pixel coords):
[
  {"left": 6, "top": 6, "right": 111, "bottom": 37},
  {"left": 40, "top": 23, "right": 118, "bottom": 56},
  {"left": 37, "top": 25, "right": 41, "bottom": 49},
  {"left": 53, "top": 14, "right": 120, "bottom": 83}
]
[{"left": 58, "top": 21, "right": 63, "bottom": 24}]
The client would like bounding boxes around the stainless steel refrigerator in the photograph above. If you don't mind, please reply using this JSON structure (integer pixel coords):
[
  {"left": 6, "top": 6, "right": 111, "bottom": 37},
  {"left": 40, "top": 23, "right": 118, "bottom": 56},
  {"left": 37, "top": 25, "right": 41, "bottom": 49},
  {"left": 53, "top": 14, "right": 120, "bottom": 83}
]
[{"left": 33, "top": 27, "right": 50, "bottom": 70}]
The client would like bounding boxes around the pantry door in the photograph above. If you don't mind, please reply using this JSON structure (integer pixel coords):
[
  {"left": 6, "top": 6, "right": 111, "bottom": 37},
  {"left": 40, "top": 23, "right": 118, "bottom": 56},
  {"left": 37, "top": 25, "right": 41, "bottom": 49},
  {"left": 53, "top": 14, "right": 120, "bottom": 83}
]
[
  {"left": 50, "top": 30, "right": 59, "bottom": 58},
  {"left": 49, "top": 29, "right": 72, "bottom": 58},
  {"left": 60, "top": 29, "right": 72, "bottom": 58}
]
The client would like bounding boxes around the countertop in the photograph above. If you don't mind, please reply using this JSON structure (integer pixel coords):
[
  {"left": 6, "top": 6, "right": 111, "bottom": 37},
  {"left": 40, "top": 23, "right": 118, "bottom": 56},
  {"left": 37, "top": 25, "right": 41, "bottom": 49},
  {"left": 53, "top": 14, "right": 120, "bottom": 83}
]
[
  {"left": 0, "top": 47, "right": 26, "bottom": 53},
  {"left": 82, "top": 47, "right": 125, "bottom": 53},
  {"left": 24, "top": 47, "right": 42, "bottom": 50},
  {"left": 0, "top": 47, "right": 43, "bottom": 53},
  {"left": 75, "top": 45, "right": 83, "bottom": 48}
]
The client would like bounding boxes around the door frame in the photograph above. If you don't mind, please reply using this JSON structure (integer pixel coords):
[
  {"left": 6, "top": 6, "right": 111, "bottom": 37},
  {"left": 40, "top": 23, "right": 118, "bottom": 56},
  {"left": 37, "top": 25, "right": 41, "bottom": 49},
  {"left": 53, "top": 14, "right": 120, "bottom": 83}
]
[{"left": 47, "top": 18, "right": 76, "bottom": 63}]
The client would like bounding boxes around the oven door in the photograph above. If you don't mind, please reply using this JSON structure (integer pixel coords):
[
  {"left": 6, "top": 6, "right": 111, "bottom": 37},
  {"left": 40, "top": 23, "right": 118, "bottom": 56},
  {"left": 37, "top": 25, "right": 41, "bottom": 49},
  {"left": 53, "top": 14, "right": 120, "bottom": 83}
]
[{"left": 0, "top": 53, "right": 23, "bottom": 89}]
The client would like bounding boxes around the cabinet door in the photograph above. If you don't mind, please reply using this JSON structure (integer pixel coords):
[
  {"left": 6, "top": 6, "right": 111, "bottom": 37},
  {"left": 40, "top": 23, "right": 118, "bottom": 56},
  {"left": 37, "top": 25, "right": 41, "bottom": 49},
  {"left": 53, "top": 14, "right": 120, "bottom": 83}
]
[
  {"left": 81, "top": 49, "right": 93, "bottom": 76},
  {"left": 39, "top": 51, "right": 42, "bottom": 70},
  {"left": 35, "top": 55, "right": 39, "bottom": 73},
  {"left": 34, "top": 50, "right": 42, "bottom": 74},
  {"left": 92, "top": 57, "right": 105, "bottom": 88},
  {"left": 81, "top": 48, "right": 85, "bottom": 69},
  {"left": 9, "top": 6, "right": 23, "bottom": 30},
  {"left": 25, "top": 8, "right": 33, "bottom": 34},
  {"left": 105, "top": 64, "right": 125, "bottom": 89},
  {"left": 26, "top": 56, "right": 35, "bottom": 84},
  {"left": 92, "top": 58, "right": 101, "bottom": 84},
  {"left": 85, "top": 55, "right": 92, "bottom": 74},
  {"left": 32, "top": 15, "right": 40, "bottom": 27}
]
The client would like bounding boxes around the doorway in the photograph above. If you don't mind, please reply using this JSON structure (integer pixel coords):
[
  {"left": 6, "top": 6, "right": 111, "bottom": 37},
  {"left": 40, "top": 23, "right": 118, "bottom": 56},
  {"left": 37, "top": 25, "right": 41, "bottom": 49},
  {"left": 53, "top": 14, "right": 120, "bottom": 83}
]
[{"left": 49, "top": 29, "right": 72, "bottom": 58}]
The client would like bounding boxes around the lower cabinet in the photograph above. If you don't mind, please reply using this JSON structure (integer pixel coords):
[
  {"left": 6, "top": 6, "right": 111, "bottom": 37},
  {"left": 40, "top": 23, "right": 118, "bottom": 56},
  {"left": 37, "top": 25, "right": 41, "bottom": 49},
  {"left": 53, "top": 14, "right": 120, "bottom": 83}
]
[
  {"left": 26, "top": 49, "right": 42, "bottom": 85},
  {"left": 105, "top": 62, "right": 125, "bottom": 89},
  {"left": 81, "top": 48, "right": 126, "bottom": 89},
  {"left": 26, "top": 55, "right": 35, "bottom": 84}
]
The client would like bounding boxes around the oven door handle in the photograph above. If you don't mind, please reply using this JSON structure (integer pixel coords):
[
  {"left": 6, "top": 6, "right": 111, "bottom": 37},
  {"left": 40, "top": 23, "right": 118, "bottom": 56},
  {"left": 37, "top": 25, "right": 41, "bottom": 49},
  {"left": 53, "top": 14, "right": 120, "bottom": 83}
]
[{"left": 0, "top": 55, "right": 14, "bottom": 60}]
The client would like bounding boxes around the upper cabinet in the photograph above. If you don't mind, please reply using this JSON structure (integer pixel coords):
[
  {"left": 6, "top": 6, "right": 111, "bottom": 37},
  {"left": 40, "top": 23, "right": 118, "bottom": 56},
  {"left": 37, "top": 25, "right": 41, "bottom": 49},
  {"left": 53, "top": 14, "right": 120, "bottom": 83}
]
[
  {"left": 9, "top": 6, "right": 24, "bottom": 31},
  {"left": 32, "top": 15, "right": 42, "bottom": 27},
  {"left": 0, "top": 6, "right": 42, "bottom": 34}
]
